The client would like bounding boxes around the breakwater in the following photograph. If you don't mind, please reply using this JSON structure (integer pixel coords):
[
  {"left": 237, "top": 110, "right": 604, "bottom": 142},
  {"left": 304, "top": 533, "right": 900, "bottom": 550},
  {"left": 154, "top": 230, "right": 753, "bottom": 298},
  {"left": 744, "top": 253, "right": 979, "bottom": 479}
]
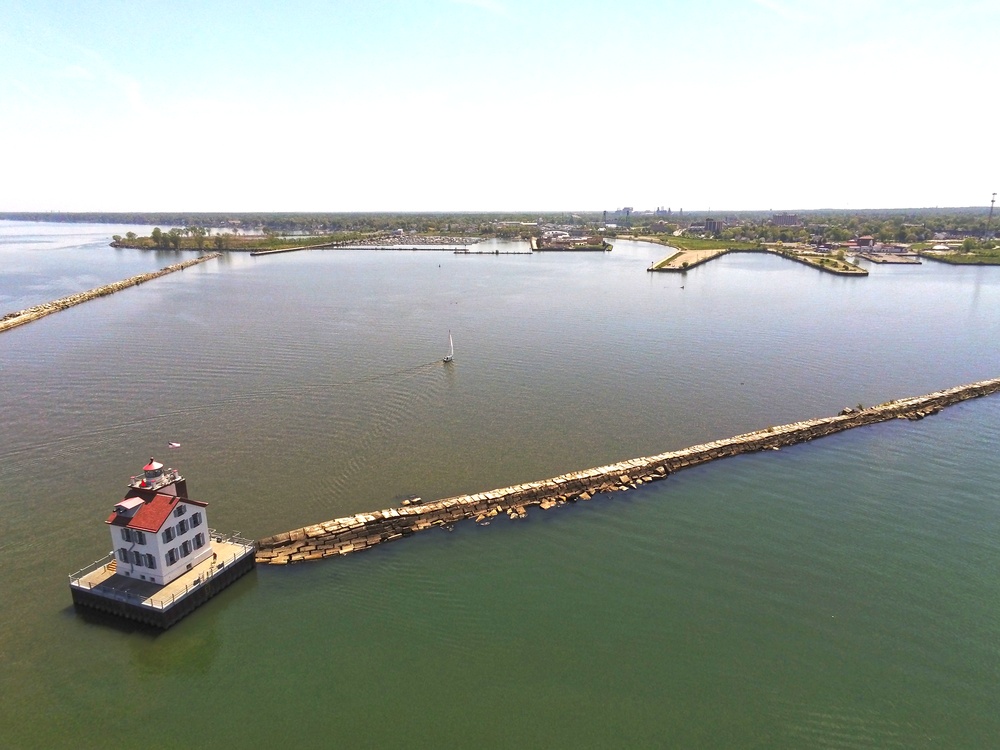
[
  {"left": 0, "top": 254, "right": 221, "bottom": 334},
  {"left": 249, "top": 241, "right": 348, "bottom": 256},
  {"left": 256, "top": 376, "right": 1000, "bottom": 564}
]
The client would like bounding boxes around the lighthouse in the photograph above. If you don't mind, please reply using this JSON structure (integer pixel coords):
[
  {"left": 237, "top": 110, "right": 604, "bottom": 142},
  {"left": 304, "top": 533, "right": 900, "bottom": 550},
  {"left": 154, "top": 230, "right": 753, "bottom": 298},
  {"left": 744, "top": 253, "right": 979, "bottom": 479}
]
[
  {"left": 107, "top": 458, "right": 211, "bottom": 586},
  {"left": 69, "top": 457, "right": 256, "bottom": 628}
]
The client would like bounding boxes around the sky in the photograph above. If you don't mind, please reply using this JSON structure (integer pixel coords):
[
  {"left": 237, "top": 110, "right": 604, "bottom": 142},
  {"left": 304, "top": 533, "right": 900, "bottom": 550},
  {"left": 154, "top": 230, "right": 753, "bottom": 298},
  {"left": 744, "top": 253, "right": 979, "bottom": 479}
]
[{"left": 0, "top": 0, "right": 996, "bottom": 212}]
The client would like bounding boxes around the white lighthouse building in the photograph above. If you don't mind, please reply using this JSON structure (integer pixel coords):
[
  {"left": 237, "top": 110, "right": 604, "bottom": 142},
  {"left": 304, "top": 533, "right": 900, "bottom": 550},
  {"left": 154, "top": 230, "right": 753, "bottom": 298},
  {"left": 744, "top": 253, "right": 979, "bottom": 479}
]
[
  {"left": 70, "top": 457, "right": 256, "bottom": 628},
  {"left": 105, "top": 458, "right": 213, "bottom": 586}
]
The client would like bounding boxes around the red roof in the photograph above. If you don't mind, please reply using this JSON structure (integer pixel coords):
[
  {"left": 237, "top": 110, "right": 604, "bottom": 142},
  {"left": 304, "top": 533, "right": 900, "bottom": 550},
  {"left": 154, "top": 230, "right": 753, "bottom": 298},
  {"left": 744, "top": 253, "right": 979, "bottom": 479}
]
[{"left": 106, "top": 492, "right": 207, "bottom": 532}]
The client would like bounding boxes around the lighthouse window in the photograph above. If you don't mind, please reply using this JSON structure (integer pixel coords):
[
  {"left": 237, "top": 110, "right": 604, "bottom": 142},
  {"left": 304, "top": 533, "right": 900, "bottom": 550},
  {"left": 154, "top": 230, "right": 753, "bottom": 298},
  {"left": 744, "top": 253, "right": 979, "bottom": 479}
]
[
  {"left": 117, "top": 548, "right": 129, "bottom": 563},
  {"left": 131, "top": 550, "right": 143, "bottom": 566},
  {"left": 180, "top": 540, "right": 192, "bottom": 557},
  {"left": 191, "top": 512, "right": 203, "bottom": 528},
  {"left": 134, "top": 530, "right": 146, "bottom": 545},
  {"left": 166, "top": 548, "right": 178, "bottom": 565},
  {"left": 162, "top": 527, "right": 175, "bottom": 543},
  {"left": 178, "top": 518, "right": 189, "bottom": 535},
  {"left": 121, "top": 528, "right": 132, "bottom": 542},
  {"left": 194, "top": 533, "right": 205, "bottom": 550},
  {"left": 145, "top": 554, "right": 156, "bottom": 569},
  {"left": 174, "top": 504, "right": 187, "bottom": 517}
]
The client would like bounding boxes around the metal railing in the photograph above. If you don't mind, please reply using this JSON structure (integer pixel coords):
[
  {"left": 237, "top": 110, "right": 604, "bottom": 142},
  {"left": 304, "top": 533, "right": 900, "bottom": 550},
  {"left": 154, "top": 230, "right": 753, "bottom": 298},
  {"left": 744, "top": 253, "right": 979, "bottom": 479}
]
[
  {"left": 68, "top": 552, "right": 116, "bottom": 583},
  {"left": 127, "top": 468, "right": 182, "bottom": 489}
]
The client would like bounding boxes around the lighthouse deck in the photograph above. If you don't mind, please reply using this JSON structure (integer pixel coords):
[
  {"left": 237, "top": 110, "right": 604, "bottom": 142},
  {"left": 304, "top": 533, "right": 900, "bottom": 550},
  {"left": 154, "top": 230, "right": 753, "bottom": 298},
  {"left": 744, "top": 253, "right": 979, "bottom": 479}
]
[{"left": 70, "top": 531, "right": 256, "bottom": 628}]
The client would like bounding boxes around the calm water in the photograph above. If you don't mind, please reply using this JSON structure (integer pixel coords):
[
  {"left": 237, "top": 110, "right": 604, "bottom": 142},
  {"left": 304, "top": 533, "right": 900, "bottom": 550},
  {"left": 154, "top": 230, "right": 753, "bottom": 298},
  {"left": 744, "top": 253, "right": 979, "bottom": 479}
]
[{"left": 2, "top": 221, "right": 1000, "bottom": 747}]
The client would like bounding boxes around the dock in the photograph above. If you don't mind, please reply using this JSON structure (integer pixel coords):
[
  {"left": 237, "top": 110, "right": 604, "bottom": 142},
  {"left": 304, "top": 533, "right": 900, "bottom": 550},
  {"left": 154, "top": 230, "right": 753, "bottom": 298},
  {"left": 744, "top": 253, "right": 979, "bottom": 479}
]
[{"left": 256, "top": 376, "right": 1000, "bottom": 565}]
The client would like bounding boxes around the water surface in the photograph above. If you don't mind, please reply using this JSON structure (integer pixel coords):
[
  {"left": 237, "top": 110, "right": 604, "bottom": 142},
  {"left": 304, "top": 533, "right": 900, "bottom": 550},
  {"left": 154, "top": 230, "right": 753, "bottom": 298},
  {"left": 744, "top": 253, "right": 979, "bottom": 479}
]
[{"left": 2, "top": 223, "right": 999, "bottom": 747}]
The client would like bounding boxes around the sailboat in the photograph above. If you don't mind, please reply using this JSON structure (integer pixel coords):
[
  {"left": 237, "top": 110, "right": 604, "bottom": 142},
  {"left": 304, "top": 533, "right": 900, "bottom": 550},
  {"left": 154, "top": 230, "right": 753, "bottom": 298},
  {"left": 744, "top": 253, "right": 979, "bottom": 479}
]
[{"left": 443, "top": 331, "right": 454, "bottom": 363}]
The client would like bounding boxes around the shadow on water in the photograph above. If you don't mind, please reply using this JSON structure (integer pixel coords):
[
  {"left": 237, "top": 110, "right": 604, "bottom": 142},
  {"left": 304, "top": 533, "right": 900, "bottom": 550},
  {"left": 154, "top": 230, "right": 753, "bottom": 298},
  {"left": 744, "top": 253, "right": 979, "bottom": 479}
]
[{"left": 62, "top": 568, "right": 260, "bottom": 676}]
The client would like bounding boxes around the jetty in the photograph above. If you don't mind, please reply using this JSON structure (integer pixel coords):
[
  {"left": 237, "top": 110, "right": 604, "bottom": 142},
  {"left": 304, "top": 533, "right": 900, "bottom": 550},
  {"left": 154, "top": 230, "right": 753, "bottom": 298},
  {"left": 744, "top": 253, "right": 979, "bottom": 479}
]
[
  {"left": 649, "top": 246, "right": 868, "bottom": 276},
  {"left": 0, "top": 254, "right": 221, "bottom": 334},
  {"left": 256, "top": 376, "right": 1000, "bottom": 565},
  {"left": 250, "top": 241, "right": 354, "bottom": 256},
  {"left": 454, "top": 248, "right": 532, "bottom": 255}
]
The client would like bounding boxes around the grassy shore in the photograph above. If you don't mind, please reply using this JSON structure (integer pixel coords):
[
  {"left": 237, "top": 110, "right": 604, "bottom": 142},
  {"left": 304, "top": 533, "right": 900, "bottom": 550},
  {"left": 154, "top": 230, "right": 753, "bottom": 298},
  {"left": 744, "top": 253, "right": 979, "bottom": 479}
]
[
  {"left": 111, "top": 232, "right": 371, "bottom": 252},
  {"left": 631, "top": 235, "right": 761, "bottom": 252},
  {"left": 917, "top": 251, "right": 1000, "bottom": 265}
]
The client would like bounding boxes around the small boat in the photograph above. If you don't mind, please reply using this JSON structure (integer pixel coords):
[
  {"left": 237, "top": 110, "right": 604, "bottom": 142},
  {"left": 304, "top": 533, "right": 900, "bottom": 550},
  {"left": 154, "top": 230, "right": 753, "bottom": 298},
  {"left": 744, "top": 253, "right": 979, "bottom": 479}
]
[{"left": 443, "top": 331, "right": 454, "bottom": 363}]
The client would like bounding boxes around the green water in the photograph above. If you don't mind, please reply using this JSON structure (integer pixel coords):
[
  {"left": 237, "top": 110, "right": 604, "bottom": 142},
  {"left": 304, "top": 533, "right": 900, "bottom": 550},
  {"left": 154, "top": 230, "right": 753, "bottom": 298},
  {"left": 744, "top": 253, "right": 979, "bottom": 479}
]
[{"left": 2, "top": 222, "right": 1000, "bottom": 747}]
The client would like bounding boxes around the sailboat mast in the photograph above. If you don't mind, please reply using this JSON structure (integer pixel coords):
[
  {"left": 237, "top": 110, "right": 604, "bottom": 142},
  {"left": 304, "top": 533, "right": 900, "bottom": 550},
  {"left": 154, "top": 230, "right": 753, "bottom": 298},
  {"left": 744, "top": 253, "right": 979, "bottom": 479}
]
[{"left": 444, "top": 330, "right": 454, "bottom": 362}]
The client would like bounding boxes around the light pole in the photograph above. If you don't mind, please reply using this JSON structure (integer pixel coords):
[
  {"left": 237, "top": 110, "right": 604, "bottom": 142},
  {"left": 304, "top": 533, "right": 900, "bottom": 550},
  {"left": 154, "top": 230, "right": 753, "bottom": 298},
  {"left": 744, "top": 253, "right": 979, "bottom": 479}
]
[{"left": 988, "top": 192, "right": 997, "bottom": 239}]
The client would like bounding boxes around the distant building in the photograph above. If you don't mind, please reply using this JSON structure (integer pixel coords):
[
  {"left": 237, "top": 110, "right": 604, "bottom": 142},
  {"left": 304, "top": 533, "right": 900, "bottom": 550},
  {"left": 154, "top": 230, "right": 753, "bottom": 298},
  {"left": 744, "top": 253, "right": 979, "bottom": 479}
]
[
  {"left": 857, "top": 236, "right": 875, "bottom": 247},
  {"left": 705, "top": 218, "right": 724, "bottom": 234},
  {"left": 771, "top": 213, "right": 799, "bottom": 226}
]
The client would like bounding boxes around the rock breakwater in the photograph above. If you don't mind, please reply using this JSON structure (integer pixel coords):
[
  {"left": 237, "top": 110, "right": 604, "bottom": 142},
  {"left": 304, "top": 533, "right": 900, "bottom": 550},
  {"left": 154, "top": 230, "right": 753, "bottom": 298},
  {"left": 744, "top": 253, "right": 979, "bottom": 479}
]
[
  {"left": 0, "top": 254, "right": 221, "bottom": 334},
  {"left": 256, "top": 376, "right": 1000, "bottom": 564}
]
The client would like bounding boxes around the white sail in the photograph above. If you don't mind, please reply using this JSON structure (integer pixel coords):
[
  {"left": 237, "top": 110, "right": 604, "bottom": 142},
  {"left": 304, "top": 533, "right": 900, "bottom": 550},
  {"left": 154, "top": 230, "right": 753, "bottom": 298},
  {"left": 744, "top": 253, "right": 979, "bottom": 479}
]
[{"left": 444, "top": 331, "right": 454, "bottom": 362}]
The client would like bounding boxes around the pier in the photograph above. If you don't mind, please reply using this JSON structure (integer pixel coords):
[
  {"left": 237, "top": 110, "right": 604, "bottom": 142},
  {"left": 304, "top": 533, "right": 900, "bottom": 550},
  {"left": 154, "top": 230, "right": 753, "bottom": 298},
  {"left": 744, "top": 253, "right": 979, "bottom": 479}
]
[
  {"left": 0, "top": 254, "right": 221, "bottom": 334},
  {"left": 256, "top": 376, "right": 1000, "bottom": 565}
]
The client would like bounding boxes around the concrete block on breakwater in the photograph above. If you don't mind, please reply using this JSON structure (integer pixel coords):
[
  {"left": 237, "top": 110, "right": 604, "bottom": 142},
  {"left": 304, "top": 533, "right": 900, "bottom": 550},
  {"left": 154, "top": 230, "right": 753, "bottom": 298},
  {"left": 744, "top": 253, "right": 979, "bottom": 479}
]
[
  {"left": 256, "top": 376, "right": 1000, "bottom": 564},
  {"left": 0, "top": 254, "right": 221, "bottom": 334}
]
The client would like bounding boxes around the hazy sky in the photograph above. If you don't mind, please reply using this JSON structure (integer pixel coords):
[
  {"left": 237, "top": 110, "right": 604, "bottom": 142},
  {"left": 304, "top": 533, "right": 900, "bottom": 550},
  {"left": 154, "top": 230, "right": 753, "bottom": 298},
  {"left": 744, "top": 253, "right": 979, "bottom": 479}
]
[{"left": 1, "top": 0, "right": 996, "bottom": 212}]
